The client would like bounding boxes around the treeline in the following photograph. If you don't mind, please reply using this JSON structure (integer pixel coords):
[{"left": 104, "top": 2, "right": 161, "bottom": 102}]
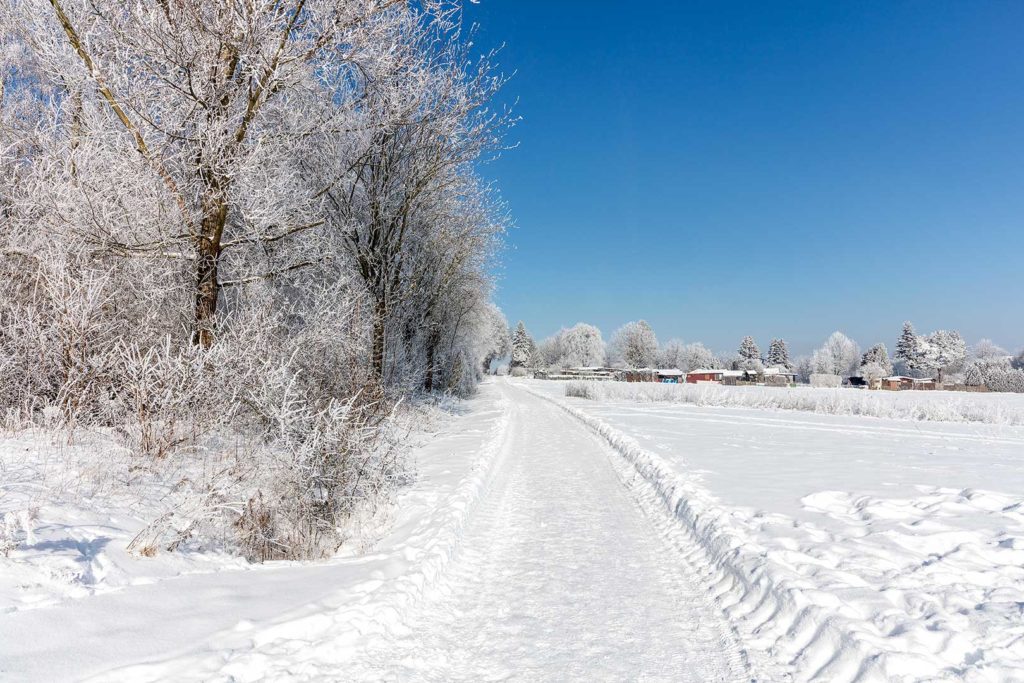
[
  {"left": 509, "top": 320, "right": 1024, "bottom": 391},
  {"left": 0, "top": 1, "right": 509, "bottom": 559}
]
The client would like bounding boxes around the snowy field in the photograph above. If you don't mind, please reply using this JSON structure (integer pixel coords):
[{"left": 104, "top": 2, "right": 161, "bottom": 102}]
[{"left": 526, "top": 379, "right": 1024, "bottom": 681}]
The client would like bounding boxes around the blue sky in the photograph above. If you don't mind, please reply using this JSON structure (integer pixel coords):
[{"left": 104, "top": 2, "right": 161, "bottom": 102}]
[{"left": 464, "top": 1, "right": 1024, "bottom": 356}]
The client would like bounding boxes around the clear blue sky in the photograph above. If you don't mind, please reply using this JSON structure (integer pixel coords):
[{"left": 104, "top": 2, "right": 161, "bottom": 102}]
[{"left": 464, "top": 1, "right": 1024, "bottom": 356}]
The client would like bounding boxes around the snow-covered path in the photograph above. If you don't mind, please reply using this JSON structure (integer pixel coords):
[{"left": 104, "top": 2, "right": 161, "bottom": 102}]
[{"left": 342, "top": 381, "right": 750, "bottom": 681}]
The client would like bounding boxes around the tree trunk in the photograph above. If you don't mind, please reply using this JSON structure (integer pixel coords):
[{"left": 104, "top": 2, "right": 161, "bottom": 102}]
[
  {"left": 192, "top": 238, "right": 219, "bottom": 347},
  {"left": 423, "top": 327, "right": 442, "bottom": 392},
  {"left": 371, "top": 298, "right": 387, "bottom": 380},
  {"left": 192, "top": 184, "right": 228, "bottom": 348}
]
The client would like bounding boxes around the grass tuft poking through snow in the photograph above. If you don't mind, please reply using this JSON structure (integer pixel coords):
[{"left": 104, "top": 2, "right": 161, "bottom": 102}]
[{"left": 565, "top": 380, "right": 1024, "bottom": 425}]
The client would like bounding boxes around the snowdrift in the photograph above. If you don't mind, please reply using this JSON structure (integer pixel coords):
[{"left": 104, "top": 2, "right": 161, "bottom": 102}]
[{"left": 565, "top": 380, "right": 1024, "bottom": 426}]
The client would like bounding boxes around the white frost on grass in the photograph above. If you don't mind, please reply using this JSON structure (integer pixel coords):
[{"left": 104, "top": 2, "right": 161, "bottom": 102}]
[
  {"left": 525, "top": 379, "right": 1024, "bottom": 682},
  {"left": 564, "top": 379, "right": 1024, "bottom": 426}
]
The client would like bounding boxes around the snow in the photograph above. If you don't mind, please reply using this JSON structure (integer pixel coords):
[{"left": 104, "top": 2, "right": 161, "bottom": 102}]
[
  {"left": 5, "top": 377, "right": 1024, "bottom": 680},
  {"left": 525, "top": 378, "right": 1024, "bottom": 681},
  {"left": 0, "top": 386, "right": 512, "bottom": 680}
]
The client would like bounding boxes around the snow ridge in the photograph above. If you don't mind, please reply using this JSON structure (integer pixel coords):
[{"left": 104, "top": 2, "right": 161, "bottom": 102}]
[{"left": 520, "top": 382, "right": 964, "bottom": 682}]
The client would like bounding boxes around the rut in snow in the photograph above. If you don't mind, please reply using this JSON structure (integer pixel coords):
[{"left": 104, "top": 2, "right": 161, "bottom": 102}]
[{"left": 343, "top": 381, "right": 751, "bottom": 682}]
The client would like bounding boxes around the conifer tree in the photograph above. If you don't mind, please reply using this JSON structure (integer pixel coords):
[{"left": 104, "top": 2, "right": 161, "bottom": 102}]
[
  {"left": 860, "top": 343, "right": 893, "bottom": 376},
  {"left": 738, "top": 336, "right": 761, "bottom": 362},
  {"left": 895, "top": 322, "right": 919, "bottom": 370},
  {"left": 767, "top": 338, "right": 791, "bottom": 368},
  {"left": 511, "top": 321, "right": 533, "bottom": 369}
]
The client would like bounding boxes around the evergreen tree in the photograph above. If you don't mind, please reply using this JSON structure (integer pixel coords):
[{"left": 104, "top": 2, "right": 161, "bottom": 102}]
[
  {"left": 736, "top": 336, "right": 762, "bottom": 371},
  {"left": 510, "top": 321, "right": 533, "bottom": 368},
  {"left": 895, "top": 321, "right": 919, "bottom": 370},
  {"left": 738, "top": 336, "right": 761, "bottom": 362},
  {"left": 860, "top": 343, "right": 893, "bottom": 376},
  {"left": 766, "top": 338, "right": 791, "bottom": 368}
]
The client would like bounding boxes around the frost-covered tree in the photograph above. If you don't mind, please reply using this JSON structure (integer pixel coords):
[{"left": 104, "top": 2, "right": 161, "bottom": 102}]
[
  {"left": 735, "top": 336, "right": 762, "bottom": 371},
  {"left": 916, "top": 330, "right": 966, "bottom": 382},
  {"left": 527, "top": 337, "right": 543, "bottom": 369},
  {"left": 962, "top": 339, "right": 1010, "bottom": 388},
  {"left": 812, "top": 332, "right": 860, "bottom": 377},
  {"left": 681, "top": 343, "right": 720, "bottom": 371},
  {"left": 609, "top": 320, "right": 659, "bottom": 368},
  {"left": 473, "top": 306, "right": 510, "bottom": 378},
  {"left": 4, "top": 0, "right": 435, "bottom": 348},
  {"left": 658, "top": 339, "right": 686, "bottom": 369},
  {"left": 0, "top": 0, "right": 511, "bottom": 560},
  {"left": 555, "top": 323, "right": 606, "bottom": 369},
  {"left": 860, "top": 343, "right": 893, "bottom": 377},
  {"left": 895, "top": 322, "right": 920, "bottom": 371},
  {"left": 510, "top": 321, "right": 533, "bottom": 369},
  {"left": 794, "top": 356, "right": 814, "bottom": 383},
  {"left": 738, "top": 336, "right": 761, "bottom": 362},
  {"left": 859, "top": 362, "right": 889, "bottom": 382},
  {"left": 971, "top": 339, "right": 1008, "bottom": 361},
  {"left": 2, "top": 0, "right": 508, "bottom": 387},
  {"left": 766, "top": 338, "right": 791, "bottom": 369}
]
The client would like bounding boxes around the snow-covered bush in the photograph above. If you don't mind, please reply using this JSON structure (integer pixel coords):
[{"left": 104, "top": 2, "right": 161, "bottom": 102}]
[
  {"left": 0, "top": 509, "right": 37, "bottom": 557},
  {"left": 561, "top": 380, "right": 1024, "bottom": 425},
  {"left": 565, "top": 382, "right": 600, "bottom": 399},
  {"left": 985, "top": 368, "right": 1024, "bottom": 393},
  {"left": 810, "top": 373, "right": 842, "bottom": 388}
]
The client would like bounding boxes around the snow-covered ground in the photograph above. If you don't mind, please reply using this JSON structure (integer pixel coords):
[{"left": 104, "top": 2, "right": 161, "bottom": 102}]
[
  {"left": 4, "top": 378, "right": 1023, "bottom": 681},
  {"left": 0, "top": 387, "right": 512, "bottom": 680},
  {"left": 525, "top": 379, "right": 1024, "bottom": 681}
]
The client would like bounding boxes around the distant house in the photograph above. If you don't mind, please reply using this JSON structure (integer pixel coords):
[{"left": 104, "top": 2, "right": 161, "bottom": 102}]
[
  {"left": 685, "top": 368, "right": 795, "bottom": 385},
  {"left": 618, "top": 368, "right": 657, "bottom": 383},
  {"left": 656, "top": 369, "right": 685, "bottom": 383},
  {"left": 762, "top": 367, "right": 798, "bottom": 386},
  {"left": 686, "top": 369, "right": 724, "bottom": 383},
  {"left": 882, "top": 376, "right": 914, "bottom": 390},
  {"left": 720, "top": 369, "right": 747, "bottom": 385},
  {"left": 536, "top": 367, "right": 618, "bottom": 381},
  {"left": 881, "top": 376, "right": 937, "bottom": 391},
  {"left": 618, "top": 368, "right": 686, "bottom": 383}
]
